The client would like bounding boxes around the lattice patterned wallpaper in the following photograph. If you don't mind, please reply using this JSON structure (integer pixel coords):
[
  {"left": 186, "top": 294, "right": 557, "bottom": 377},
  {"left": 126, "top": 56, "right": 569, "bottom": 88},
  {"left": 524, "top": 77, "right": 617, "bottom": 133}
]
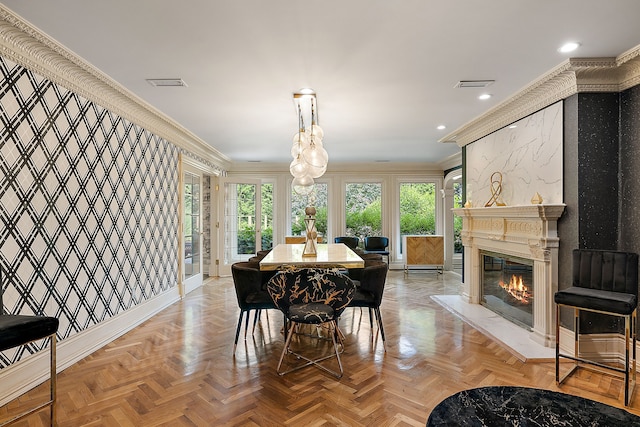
[{"left": 0, "top": 56, "right": 179, "bottom": 367}]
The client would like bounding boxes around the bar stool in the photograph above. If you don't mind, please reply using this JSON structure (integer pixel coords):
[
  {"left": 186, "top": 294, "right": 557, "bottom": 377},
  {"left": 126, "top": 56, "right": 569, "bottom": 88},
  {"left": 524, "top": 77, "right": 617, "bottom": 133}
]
[
  {"left": 1, "top": 269, "right": 59, "bottom": 426},
  {"left": 555, "top": 249, "right": 638, "bottom": 406}
]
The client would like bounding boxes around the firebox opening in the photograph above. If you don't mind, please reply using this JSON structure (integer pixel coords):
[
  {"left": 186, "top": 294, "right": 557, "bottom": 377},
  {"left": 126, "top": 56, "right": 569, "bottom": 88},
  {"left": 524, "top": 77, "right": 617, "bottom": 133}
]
[{"left": 480, "top": 251, "right": 533, "bottom": 330}]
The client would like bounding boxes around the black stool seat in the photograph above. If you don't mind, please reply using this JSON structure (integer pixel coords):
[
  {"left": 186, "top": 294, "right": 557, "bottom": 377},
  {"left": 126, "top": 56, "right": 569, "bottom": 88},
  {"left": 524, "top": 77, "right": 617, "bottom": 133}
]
[
  {"left": 0, "top": 314, "right": 59, "bottom": 351},
  {"left": 555, "top": 287, "right": 638, "bottom": 315}
]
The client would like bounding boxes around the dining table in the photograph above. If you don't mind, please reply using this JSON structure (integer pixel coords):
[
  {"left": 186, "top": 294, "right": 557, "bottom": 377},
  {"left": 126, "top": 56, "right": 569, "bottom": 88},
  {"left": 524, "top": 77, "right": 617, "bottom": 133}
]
[{"left": 258, "top": 243, "right": 364, "bottom": 271}]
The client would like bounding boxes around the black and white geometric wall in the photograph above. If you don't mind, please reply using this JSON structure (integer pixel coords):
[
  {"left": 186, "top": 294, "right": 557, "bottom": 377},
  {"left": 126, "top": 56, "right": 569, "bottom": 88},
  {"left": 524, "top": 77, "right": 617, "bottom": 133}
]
[{"left": 0, "top": 55, "right": 180, "bottom": 367}]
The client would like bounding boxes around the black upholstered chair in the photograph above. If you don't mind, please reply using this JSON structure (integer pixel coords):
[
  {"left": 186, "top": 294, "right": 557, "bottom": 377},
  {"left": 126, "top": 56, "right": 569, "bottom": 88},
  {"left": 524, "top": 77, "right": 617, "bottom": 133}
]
[
  {"left": 267, "top": 267, "right": 355, "bottom": 378},
  {"left": 348, "top": 261, "right": 389, "bottom": 350},
  {"left": 334, "top": 236, "right": 359, "bottom": 251},
  {"left": 231, "top": 262, "right": 276, "bottom": 355},
  {"left": 554, "top": 249, "right": 639, "bottom": 406},
  {"left": 0, "top": 270, "right": 59, "bottom": 426},
  {"left": 256, "top": 249, "right": 271, "bottom": 259},
  {"left": 364, "top": 236, "right": 390, "bottom": 263},
  {"left": 347, "top": 256, "right": 384, "bottom": 285}
]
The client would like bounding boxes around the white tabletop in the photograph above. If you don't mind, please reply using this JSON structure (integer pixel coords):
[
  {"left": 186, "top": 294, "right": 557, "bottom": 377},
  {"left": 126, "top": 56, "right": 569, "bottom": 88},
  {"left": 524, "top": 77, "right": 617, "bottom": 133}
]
[{"left": 259, "top": 243, "right": 364, "bottom": 271}]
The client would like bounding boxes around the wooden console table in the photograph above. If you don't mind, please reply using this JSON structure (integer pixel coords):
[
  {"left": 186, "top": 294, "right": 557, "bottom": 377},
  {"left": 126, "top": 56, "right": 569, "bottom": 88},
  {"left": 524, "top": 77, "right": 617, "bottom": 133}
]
[{"left": 403, "top": 235, "right": 444, "bottom": 273}]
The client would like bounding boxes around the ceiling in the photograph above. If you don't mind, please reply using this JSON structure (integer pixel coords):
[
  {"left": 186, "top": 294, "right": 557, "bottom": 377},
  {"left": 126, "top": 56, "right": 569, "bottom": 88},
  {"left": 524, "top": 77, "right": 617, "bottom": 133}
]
[{"left": 2, "top": 1, "right": 640, "bottom": 168}]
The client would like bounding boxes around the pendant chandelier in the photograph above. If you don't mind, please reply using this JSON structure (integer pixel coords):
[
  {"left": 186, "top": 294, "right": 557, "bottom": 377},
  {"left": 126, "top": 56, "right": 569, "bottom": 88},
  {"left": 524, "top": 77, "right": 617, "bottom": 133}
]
[{"left": 290, "top": 89, "right": 328, "bottom": 195}]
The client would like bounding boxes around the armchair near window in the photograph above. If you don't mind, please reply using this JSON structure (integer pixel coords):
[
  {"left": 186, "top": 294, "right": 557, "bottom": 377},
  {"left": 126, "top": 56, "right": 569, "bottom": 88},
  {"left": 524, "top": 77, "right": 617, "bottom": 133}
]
[
  {"left": 364, "top": 236, "right": 389, "bottom": 263},
  {"left": 334, "top": 236, "right": 359, "bottom": 251}
]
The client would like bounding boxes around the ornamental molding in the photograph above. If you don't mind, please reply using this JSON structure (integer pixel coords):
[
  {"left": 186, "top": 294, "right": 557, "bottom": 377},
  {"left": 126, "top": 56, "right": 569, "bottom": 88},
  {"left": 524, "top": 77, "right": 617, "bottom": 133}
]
[
  {"left": 453, "top": 204, "right": 565, "bottom": 248},
  {"left": 441, "top": 45, "right": 640, "bottom": 147},
  {"left": 0, "top": 6, "right": 231, "bottom": 173}
]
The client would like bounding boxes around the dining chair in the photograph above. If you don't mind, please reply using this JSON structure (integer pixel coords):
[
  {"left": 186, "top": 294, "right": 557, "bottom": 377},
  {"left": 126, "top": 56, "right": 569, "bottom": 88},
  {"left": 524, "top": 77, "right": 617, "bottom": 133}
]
[
  {"left": 554, "top": 249, "right": 638, "bottom": 406},
  {"left": 347, "top": 261, "right": 389, "bottom": 350},
  {"left": 334, "top": 236, "right": 359, "bottom": 251},
  {"left": 231, "top": 262, "right": 276, "bottom": 355},
  {"left": 0, "top": 269, "right": 59, "bottom": 426},
  {"left": 266, "top": 267, "right": 355, "bottom": 378},
  {"left": 363, "top": 236, "right": 390, "bottom": 263}
]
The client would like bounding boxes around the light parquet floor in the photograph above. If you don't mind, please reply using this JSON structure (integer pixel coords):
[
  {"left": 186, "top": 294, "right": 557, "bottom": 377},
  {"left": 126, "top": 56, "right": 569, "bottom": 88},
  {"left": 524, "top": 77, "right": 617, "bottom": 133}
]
[{"left": 4, "top": 270, "right": 640, "bottom": 426}]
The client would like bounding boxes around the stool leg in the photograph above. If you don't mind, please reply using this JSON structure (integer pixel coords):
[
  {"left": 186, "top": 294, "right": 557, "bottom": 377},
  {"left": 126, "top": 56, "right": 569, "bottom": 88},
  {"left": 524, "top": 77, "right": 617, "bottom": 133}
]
[
  {"left": 556, "top": 304, "right": 560, "bottom": 383},
  {"left": 634, "top": 310, "right": 637, "bottom": 397},
  {"left": 574, "top": 308, "right": 580, "bottom": 364},
  {"left": 625, "top": 314, "right": 631, "bottom": 406},
  {"left": 50, "top": 334, "right": 57, "bottom": 427}
]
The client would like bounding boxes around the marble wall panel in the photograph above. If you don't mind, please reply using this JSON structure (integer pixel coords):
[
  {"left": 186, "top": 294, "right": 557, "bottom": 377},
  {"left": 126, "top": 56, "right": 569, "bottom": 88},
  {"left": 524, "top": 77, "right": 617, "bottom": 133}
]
[{"left": 466, "top": 102, "right": 563, "bottom": 207}]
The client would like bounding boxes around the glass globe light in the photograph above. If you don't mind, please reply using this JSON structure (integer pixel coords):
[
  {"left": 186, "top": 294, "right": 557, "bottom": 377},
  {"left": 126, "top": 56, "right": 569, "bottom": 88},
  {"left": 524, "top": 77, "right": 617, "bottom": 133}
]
[
  {"left": 290, "top": 156, "right": 309, "bottom": 178},
  {"left": 302, "top": 144, "right": 328, "bottom": 169},
  {"left": 291, "top": 143, "right": 303, "bottom": 159},
  {"left": 307, "top": 133, "right": 323, "bottom": 148},
  {"left": 307, "top": 162, "right": 327, "bottom": 179},
  {"left": 291, "top": 138, "right": 309, "bottom": 158},
  {"left": 292, "top": 130, "right": 308, "bottom": 145},
  {"left": 310, "top": 124, "right": 324, "bottom": 140},
  {"left": 292, "top": 175, "right": 314, "bottom": 195}
]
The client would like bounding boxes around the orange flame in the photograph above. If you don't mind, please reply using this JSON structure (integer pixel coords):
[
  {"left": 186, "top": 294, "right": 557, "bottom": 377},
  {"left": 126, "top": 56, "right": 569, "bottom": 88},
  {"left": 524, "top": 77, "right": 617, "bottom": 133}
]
[{"left": 499, "top": 275, "right": 531, "bottom": 303}]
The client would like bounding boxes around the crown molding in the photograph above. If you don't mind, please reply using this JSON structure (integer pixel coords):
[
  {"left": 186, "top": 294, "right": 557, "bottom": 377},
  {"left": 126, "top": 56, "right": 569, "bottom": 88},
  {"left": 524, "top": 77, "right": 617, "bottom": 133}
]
[
  {"left": 0, "top": 6, "right": 231, "bottom": 173},
  {"left": 441, "top": 45, "right": 640, "bottom": 147}
]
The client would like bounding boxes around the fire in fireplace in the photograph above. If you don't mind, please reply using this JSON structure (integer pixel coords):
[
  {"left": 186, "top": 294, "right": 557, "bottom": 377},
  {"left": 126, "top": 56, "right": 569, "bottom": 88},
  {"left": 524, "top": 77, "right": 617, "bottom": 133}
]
[
  {"left": 481, "top": 251, "right": 534, "bottom": 329},
  {"left": 500, "top": 275, "right": 532, "bottom": 304}
]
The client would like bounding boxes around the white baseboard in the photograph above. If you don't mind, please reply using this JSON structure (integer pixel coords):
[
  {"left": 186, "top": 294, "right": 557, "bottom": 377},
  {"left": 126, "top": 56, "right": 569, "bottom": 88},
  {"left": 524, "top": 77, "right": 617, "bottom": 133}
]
[
  {"left": 0, "top": 287, "right": 181, "bottom": 406},
  {"left": 558, "top": 326, "right": 637, "bottom": 366}
]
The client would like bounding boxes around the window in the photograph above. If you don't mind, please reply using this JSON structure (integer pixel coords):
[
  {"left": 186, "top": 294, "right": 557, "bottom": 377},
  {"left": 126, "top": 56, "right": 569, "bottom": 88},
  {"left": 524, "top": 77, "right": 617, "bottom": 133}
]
[
  {"left": 184, "top": 172, "right": 201, "bottom": 279},
  {"left": 453, "top": 181, "right": 463, "bottom": 253},
  {"left": 399, "top": 182, "right": 436, "bottom": 254},
  {"left": 235, "top": 183, "right": 257, "bottom": 255},
  {"left": 291, "top": 182, "right": 327, "bottom": 242},
  {"left": 261, "top": 183, "right": 273, "bottom": 249},
  {"left": 345, "top": 183, "right": 382, "bottom": 239}
]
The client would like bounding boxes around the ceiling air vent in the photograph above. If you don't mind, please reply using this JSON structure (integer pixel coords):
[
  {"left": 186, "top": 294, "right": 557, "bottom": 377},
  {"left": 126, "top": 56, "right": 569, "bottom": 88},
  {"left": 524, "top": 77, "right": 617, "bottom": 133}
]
[
  {"left": 146, "top": 78, "right": 188, "bottom": 87},
  {"left": 454, "top": 80, "right": 494, "bottom": 88}
]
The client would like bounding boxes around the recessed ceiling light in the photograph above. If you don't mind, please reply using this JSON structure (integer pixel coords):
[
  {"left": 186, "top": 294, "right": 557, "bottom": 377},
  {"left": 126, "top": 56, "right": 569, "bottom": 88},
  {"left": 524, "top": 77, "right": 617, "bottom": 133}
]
[
  {"left": 509, "top": 124, "right": 517, "bottom": 129},
  {"left": 437, "top": 125, "right": 446, "bottom": 130},
  {"left": 478, "top": 94, "right": 492, "bottom": 100},
  {"left": 558, "top": 42, "right": 580, "bottom": 53}
]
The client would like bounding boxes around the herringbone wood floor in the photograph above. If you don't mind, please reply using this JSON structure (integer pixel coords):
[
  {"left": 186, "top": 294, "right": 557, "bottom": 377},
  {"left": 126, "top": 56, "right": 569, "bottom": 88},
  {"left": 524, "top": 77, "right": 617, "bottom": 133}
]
[{"left": 3, "top": 270, "right": 640, "bottom": 426}]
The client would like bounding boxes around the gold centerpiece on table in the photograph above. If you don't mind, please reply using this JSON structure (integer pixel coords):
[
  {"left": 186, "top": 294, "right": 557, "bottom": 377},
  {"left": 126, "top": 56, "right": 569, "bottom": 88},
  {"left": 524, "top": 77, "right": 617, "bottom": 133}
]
[
  {"left": 485, "top": 171, "right": 506, "bottom": 207},
  {"left": 302, "top": 206, "right": 318, "bottom": 256}
]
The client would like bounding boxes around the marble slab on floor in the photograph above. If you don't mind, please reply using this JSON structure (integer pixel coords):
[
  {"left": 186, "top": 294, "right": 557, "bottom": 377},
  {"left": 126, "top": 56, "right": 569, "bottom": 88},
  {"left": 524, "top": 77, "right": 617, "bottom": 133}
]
[{"left": 431, "top": 294, "right": 555, "bottom": 362}]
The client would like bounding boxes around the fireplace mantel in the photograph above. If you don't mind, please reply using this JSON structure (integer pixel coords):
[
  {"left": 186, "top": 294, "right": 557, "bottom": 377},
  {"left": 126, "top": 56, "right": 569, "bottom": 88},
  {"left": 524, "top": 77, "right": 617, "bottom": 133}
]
[{"left": 453, "top": 204, "right": 566, "bottom": 347}]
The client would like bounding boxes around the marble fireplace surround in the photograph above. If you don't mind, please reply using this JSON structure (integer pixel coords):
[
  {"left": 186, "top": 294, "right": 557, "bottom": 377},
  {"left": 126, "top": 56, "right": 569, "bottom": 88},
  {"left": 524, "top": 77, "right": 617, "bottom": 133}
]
[{"left": 453, "top": 204, "right": 566, "bottom": 348}]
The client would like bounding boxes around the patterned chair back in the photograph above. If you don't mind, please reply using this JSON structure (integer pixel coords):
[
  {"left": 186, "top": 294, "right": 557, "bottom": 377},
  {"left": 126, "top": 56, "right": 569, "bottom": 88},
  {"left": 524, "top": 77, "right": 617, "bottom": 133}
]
[{"left": 267, "top": 267, "right": 355, "bottom": 316}]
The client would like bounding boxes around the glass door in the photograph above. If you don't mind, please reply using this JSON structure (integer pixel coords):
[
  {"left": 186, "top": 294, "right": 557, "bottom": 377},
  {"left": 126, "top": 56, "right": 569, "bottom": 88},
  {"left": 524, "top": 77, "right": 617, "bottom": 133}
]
[
  {"left": 218, "top": 178, "right": 261, "bottom": 276},
  {"left": 182, "top": 170, "right": 202, "bottom": 294}
]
